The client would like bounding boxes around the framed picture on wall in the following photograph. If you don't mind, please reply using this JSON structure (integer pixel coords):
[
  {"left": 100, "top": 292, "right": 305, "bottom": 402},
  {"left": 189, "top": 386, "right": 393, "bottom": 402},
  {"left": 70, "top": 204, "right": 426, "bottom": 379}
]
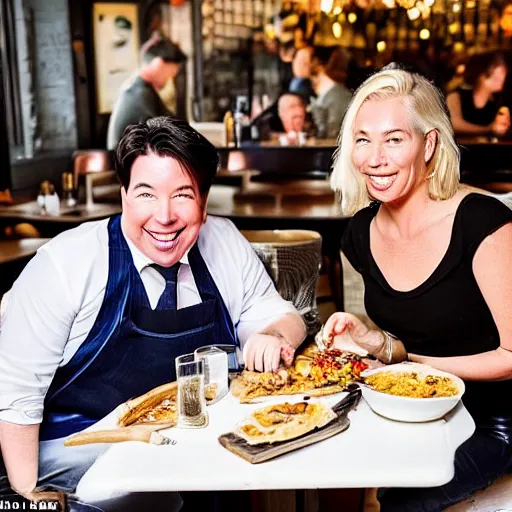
[{"left": 93, "top": 2, "right": 140, "bottom": 114}]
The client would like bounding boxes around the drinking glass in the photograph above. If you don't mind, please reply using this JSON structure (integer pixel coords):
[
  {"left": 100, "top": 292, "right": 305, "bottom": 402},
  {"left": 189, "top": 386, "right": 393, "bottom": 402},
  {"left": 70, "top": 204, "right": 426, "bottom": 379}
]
[
  {"left": 194, "top": 346, "right": 229, "bottom": 404},
  {"left": 175, "top": 353, "right": 208, "bottom": 428}
]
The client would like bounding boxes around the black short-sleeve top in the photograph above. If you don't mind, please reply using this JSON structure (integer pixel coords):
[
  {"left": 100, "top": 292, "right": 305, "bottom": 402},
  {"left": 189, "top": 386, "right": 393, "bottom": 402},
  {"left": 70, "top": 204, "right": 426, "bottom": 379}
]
[
  {"left": 342, "top": 193, "right": 512, "bottom": 418},
  {"left": 456, "top": 87, "right": 500, "bottom": 127}
]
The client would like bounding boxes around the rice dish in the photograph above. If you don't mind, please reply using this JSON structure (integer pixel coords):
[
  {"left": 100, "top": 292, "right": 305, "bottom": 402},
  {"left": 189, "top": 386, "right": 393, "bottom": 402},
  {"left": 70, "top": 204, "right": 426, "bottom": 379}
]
[{"left": 364, "top": 371, "right": 459, "bottom": 398}]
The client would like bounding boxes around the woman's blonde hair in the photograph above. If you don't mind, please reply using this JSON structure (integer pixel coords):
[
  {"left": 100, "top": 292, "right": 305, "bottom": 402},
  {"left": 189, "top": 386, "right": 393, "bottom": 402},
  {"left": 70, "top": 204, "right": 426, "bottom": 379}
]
[{"left": 331, "top": 68, "right": 460, "bottom": 216}]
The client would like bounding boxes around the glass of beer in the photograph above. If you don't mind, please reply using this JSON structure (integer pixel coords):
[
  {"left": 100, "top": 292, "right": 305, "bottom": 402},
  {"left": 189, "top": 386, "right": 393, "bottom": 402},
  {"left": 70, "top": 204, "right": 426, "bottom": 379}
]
[{"left": 175, "top": 353, "right": 208, "bottom": 428}]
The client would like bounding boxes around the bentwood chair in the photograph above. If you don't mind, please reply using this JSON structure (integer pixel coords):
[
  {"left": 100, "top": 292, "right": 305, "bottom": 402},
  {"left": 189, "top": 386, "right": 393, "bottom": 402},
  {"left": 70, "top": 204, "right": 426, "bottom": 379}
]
[{"left": 241, "top": 229, "right": 322, "bottom": 336}]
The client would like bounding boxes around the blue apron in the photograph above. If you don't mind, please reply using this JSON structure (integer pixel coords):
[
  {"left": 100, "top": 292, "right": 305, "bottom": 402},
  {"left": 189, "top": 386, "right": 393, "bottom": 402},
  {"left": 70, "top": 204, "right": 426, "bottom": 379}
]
[{"left": 40, "top": 215, "right": 238, "bottom": 441}]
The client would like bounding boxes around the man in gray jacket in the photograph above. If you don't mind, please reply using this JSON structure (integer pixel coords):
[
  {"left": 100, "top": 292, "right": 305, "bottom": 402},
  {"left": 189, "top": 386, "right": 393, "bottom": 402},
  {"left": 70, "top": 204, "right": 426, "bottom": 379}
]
[{"left": 107, "top": 39, "right": 187, "bottom": 149}]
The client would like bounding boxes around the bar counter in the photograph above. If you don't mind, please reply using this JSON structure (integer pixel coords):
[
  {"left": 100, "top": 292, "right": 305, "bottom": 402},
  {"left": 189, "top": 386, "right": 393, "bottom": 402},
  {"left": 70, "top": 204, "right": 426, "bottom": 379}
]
[{"left": 217, "top": 138, "right": 512, "bottom": 181}]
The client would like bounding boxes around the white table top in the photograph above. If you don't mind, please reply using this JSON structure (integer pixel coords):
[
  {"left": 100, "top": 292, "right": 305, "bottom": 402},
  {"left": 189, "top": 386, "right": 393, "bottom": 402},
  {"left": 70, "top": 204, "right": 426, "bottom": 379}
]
[{"left": 76, "top": 391, "right": 475, "bottom": 502}]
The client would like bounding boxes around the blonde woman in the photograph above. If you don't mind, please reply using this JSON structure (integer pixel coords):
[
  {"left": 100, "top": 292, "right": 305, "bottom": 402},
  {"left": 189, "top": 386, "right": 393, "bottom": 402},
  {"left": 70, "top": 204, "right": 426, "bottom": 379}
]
[{"left": 323, "top": 68, "right": 512, "bottom": 511}]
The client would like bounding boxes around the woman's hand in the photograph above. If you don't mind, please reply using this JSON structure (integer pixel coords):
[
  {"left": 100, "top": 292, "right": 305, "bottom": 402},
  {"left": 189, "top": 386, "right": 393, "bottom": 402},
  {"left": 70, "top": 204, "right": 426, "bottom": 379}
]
[
  {"left": 323, "top": 312, "right": 384, "bottom": 356},
  {"left": 490, "top": 111, "right": 510, "bottom": 136},
  {"left": 323, "top": 313, "right": 408, "bottom": 364}
]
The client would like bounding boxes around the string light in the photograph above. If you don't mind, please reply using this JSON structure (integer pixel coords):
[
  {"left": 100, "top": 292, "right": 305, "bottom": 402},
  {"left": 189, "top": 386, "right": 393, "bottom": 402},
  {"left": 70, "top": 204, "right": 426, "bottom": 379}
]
[
  {"left": 320, "top": 0, "right": 334, "bottom": 12},
  {"left": 348, "top": 12, "right": 357, "bottom": 23},
  {"left": 396, "top": 0, "right": 416, "bottom": 9},
  {"left": 332, "top": 21, "right": 342, "bottom": 38},
  {"left": 376, "top": 40, "right": 387, "bottom": 52},
  {"left": 419, "top": 28, "right": 430, "bottom": 39},
  {"left": 407, "top": 6, "right": 421, "bottom": 19}
]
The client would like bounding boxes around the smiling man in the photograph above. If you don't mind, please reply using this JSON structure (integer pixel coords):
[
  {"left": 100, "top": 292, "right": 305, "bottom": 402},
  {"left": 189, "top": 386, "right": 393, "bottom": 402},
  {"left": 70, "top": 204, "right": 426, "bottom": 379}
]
[{"left": 0, "top": 118, "right": 305, "bottom": 509}]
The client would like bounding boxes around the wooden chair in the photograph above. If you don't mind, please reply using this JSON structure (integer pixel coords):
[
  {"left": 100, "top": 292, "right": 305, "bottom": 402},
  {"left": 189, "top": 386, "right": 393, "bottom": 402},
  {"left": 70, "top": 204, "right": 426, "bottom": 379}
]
[
  {"left": 73, "top": 150, "right": 117, "bottom": 207},
  {"left": 241, "top": 229, "right": 322, "bottom": 336}
]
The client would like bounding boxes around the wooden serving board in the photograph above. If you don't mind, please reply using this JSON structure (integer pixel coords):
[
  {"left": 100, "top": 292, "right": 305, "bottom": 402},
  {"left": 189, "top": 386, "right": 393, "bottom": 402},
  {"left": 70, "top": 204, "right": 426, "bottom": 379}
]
[
  {"left": 218, "top": 385, "right": 361, "bottom": 464},
  {"left": 219, "top": 413, "right": 350, "bottom": 464}
]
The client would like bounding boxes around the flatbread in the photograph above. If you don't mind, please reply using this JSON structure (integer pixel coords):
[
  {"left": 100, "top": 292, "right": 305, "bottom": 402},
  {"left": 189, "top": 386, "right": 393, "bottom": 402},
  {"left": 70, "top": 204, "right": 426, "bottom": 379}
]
[
  {"left": 330, "top": 333, "right": 369, "bottom": 357},
  {"left": 117, "top": 381, "right": 178, "bottom": 427},
  {"left": 315, "top": 328, "right": 369, "bottom": 357},
  {"left": 234, "top": 401, "right": 337, "bottom": 445},
  {"left": 232, "top": 344, "right": 367, "bottom": 402}
]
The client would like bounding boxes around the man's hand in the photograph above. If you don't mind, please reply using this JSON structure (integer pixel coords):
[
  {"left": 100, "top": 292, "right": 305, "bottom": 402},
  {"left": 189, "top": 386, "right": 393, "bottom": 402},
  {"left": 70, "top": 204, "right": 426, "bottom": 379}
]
[
  {"left": 13, "top": 486, "right": 67, "bottom": 511},
  {"left": 243, "top": 333, "right": 296, "bottom": 372}
]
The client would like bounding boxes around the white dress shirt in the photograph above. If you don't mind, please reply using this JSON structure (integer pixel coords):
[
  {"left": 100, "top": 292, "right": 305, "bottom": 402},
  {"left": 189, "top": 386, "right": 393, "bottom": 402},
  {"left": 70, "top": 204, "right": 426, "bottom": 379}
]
[{"left": 0, "top": 215, "right": 296, "bottom": 425}]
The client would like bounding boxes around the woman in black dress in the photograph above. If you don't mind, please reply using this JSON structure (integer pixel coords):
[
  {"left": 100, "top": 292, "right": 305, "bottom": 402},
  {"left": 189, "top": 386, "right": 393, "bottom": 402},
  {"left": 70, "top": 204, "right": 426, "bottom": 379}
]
[
  {"left": 446, "top": 50, "right": 510, "bottom": 136},
  {"left": 324, "top": 68, "right": 512, "bottom": 511}
]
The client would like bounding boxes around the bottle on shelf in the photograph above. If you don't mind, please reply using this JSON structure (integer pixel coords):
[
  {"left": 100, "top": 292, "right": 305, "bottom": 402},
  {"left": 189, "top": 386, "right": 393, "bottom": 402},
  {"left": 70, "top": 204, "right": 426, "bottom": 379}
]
[
  {"left": 37, "top": 180, "right": 51, "bottom": 215},
  {"left": 62, "top": 172, "right": 77, "bottom": 207},
  {"left": 223, "top": 110, "right": 235, "bottom": 147}
]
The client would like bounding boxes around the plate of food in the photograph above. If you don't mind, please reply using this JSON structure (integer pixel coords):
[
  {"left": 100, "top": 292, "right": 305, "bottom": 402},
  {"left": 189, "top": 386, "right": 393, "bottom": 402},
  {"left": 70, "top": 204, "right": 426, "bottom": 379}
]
[
  {"left": 360, "top": 363, "right": 465, "bottom": 422},
  {"left": 231, "top": 342, "right": 368, "bottom": 403},
  {"left": 219, "top": 384, "right": 361, "bottom": 463}
]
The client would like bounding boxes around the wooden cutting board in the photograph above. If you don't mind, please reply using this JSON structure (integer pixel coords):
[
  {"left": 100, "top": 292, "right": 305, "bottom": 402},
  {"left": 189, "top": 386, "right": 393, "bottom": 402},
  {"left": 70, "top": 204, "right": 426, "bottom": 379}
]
[
  {"left": 219, "top": 413, "right": 350, "bottom": 464},
  {"left": 64, "top": 381, "right": 178, "bottom": 446},
  {"left": 218, "top": 385, "right": 361, "bottom": 464}
]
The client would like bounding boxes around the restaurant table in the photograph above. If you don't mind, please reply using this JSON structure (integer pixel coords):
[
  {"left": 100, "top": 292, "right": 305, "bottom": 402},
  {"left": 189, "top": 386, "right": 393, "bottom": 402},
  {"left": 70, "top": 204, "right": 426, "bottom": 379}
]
[
  {"left": 0, "top": 201, "right": 122, "bottom": 237},
  {"left": 0, "top": 238, "right": 51, "bottom": 296},
  {"left": 75, "top": 391, "right": 475, "bottom": 503},
  {"left": 0, "top": 238, "right": 50, "bottom": 264}
]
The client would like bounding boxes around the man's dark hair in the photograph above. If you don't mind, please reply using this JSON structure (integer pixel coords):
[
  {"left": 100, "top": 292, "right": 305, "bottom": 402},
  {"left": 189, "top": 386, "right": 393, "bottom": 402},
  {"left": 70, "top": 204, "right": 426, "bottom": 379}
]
[
  {"left": 115, "top": 117, "right": 218, "bottom": 197},
  {"left": 142, "top": 38, "right": 187, "bottom": 65}
]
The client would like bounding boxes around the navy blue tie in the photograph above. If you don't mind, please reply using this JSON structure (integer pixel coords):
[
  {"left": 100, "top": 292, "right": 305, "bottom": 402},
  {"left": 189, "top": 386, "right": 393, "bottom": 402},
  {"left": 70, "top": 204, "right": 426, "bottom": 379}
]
[{"left": 152, "top": 263, "right": 180, "bottom": 310}]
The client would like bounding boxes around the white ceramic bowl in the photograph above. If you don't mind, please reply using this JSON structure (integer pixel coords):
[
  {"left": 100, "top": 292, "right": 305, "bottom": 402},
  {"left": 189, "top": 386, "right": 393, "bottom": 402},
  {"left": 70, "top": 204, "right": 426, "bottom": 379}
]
[{"left": 360, "top": 362, "right": 465, "bottom": 423}]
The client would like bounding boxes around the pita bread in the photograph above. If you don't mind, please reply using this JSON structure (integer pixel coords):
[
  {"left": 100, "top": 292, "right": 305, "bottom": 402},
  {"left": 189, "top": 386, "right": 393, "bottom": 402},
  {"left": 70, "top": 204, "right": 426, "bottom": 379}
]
[
  {"left": 330, "top": 332, "right": 369, "bottom": 357},
  {"left": 232, "top": 344, "right": 368, "bottom": 402},
  {"left": 234, "top": 402, "right": 337, "bottom": 445}
]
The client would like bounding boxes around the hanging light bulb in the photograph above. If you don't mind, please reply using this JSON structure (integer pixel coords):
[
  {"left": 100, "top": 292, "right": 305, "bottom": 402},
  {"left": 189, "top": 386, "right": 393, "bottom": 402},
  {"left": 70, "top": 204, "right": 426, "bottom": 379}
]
[
  {"left": 348, "top": 12, "right": 357, "bottom": 23},
  {"left": 333, "top": 6, "right": 342, "bottom": 14},
  {"left": 452, "top": 2, "right": 461, "bottom": 12},
  {"left": 419, "top": 28, "right": 430, "bottom": 39},
  {"left": 448, "top": 22, "right": 459, "bottom": 34},
  {"left": 376, "top": 40, "right": 387, "bottom": 52},
  {"left": 397, "top": 0, "right": 417, "bottom": 9},
  {"left": 407, "top": 6, "right": 421, "bottom": 20},
  {"left": 332, "top": 21, "right": 343, "bottom": 38},
  {"left": 321, "top": 0, "right": 334, "bottom": 12}
]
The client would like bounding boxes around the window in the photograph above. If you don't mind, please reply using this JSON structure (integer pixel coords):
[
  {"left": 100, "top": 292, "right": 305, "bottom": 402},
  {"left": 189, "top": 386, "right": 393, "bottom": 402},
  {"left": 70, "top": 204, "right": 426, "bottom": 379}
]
[{"left": 0, "top": 0, "right": 23, "bottom": 160}]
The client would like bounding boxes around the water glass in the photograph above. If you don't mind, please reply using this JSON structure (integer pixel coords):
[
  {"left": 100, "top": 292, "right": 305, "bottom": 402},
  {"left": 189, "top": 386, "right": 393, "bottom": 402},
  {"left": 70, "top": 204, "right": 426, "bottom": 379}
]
[
  {"left": 194, "top": 346, "right": 229, "bottom": 404},
  {"left": 175, "top": 353, "right": 208, "bottom": 428}
]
